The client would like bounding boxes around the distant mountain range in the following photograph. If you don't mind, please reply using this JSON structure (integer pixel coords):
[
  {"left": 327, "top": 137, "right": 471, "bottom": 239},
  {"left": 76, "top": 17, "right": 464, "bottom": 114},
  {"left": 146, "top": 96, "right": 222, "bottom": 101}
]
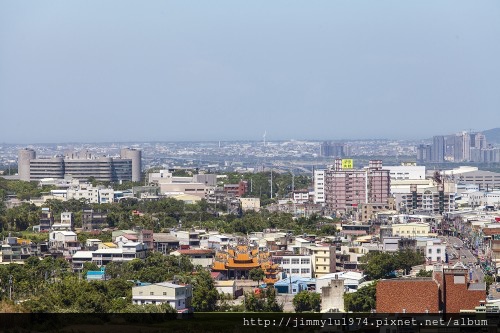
[{"left": 483, "top": 128, "right": 500, "bottom": 145}]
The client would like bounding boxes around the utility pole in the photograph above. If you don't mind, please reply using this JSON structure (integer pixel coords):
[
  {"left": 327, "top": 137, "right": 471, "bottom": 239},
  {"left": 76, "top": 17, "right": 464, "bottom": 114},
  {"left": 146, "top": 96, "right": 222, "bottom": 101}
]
[{"left": 9, "top": 275, "right": 12, "bottom": 301}]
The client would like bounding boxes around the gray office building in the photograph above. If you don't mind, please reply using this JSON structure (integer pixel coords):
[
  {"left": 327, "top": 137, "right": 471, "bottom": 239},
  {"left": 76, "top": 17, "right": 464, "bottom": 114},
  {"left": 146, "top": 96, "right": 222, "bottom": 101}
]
[
  {"left": 18, "top": 148, "right": 142, "bottom": 182},
  {"left": 432, "top": 136, "right": 445, "bottom": 162}
]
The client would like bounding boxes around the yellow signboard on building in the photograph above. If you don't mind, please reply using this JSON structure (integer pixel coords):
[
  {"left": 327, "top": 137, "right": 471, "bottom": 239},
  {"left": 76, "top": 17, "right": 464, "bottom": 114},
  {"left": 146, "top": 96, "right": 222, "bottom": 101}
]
[{"left": 341, "top": 159, "right": 353, "bottom": 169}]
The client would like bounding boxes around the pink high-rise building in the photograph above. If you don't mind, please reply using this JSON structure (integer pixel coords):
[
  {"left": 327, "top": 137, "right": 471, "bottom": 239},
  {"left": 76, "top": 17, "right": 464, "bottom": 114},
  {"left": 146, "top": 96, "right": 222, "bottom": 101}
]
[{"left": 325, "top": 160, "right": 390, "bottom": 214}]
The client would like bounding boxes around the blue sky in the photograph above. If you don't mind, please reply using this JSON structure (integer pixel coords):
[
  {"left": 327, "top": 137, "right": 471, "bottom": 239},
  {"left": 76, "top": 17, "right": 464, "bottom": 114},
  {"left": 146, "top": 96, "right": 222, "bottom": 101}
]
[{"left": 1, "top": 1, "right": 499, "bottom": 143}]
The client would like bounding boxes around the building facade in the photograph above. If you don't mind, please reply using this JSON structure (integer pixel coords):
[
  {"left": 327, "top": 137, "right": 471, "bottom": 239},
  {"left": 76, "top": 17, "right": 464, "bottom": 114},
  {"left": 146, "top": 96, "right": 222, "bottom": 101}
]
[
  {"left": 132, "top": 282, "right": 192, "bottom": 311},
  {"left": 18, "top": 148, "right": 141, "bottom": 182},
  {"left": 324, "top": 160, "right": 391, "bottom": 214}
]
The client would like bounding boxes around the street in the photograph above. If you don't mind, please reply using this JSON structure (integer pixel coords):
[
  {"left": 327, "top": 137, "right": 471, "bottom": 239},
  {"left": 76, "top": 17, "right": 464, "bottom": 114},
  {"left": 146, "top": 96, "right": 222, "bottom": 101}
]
[{"left": 446, "top": 236, "right": 485, "bottom": 283}]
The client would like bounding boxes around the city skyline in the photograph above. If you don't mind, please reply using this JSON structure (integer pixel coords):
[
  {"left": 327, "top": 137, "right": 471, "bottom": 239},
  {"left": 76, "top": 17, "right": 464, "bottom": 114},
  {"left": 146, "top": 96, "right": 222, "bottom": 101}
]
[
  {"left": 1, "top": 1, "right": 500, "bottom": 143},
  {"left": 0, "top": 126, "right": 498, "bottom": 146}
]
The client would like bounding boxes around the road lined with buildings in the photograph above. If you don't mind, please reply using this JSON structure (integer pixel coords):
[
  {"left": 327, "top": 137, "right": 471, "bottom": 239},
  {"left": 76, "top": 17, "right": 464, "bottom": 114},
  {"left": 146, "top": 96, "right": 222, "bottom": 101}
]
[{"left": 446, "top": 236, "right": 484, "bottom": 283}]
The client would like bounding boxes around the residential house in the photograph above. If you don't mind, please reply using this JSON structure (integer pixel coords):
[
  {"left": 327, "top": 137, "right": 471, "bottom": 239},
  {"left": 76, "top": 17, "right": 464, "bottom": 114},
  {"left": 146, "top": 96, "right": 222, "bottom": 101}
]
[
  {"left": 49, "top": 230, "right": 81, "bottom": 257},
  {"left": 71, "top": 251, "right": 94, "bottom": 272},
  {"left": 170, "top": 249, "right": 215, "bottom": 268},
  {"left": 82, "top": 210, "right": 108, "bottom": 231},
  {"left": 92, "top": 242, "right": 147, "bottom": 266},
  {"left": 51, "top": 212, "right": 74, "bottom": 231},
  {"left": 132, "top": 282, "right": 193, "bottom": 312},
  {"left": 153, "top": 233, "right": 180, "bottom": 254}
]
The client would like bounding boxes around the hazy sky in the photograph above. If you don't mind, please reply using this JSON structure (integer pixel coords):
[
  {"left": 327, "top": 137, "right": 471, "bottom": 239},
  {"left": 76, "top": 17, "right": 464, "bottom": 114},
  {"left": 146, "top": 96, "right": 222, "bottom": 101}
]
[{"left": 1, "top": 1, "right": 499, "bottom": 143}]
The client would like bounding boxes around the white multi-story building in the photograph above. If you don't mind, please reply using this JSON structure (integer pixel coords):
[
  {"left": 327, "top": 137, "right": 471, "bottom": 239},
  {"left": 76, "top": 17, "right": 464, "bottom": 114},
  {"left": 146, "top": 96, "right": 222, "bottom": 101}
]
[
  {"left": 466, "top": 191, "right": 500, "bottom": 208},
  {"left": 52, "top": 212, "right": 73, "bottom": 231},
  {"left": 49, "top": 230, "right": 81, "bottom": 256},
  {"left": 171, "top": 230, "right": 201, "bottom": 248},
  {"left": 313, "top": 170, "right": 326, "bottom": 204},
  {"left": 71, "top": 251, "right": 94, "bottom": 271},
  {"left": 148, "top": 170, "right": 214, "bottom": 199},
  {"left": 385, "top": 164, "right": 426, "bottom": 181},
  {"left": 425, "top": 239, "right": 446, "bottom": 264},
  {"left": 292, "top": 190, "right": 310, "bottom": 204},
  {"left": 132, "top": 282, "right": 192, "bottom": 311},
  {"left": 271, "top": 253, "right": 313, "bottom": 278},
  {"left": 64, "top": 183, "right": 116, "bottom": 204},
  {"left": 92, "top": 243, "right": 148, "bottom": 266}
]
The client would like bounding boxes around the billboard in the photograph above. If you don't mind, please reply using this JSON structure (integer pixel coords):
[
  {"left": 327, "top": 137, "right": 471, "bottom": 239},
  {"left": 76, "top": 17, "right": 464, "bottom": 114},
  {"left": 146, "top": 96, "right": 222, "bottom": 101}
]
[{"left": 341, "top": 159, "right": 353, "bottom": 169}]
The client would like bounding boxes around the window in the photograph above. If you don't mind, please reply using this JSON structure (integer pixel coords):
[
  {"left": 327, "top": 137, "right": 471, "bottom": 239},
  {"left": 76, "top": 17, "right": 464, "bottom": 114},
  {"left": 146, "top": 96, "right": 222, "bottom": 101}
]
[
  {"left": 282, "top": 259, "right": 290, "bottom": 265},
  {"left": 291, "top": 259, "right": 299, "bottom": 265},
  {"left": 163, "top": 292, "right": 167, "bottom": 296},
  {"left": 301, "top": 259, "right": 310, "bottom": 265},
  {"left": 150, "top": 292, "right": 154, "bottom": 295},
  {"left": 428, "top": 249, "right": 432, "bottom": 254},
  {"left": 292, "top": 268, "right": 299, "bottom": 274},
  {"left": 436, "top": 249, "right": 441, "bottom": 254},
  {"left": 301, "top": 268, "right": 310, "bottom": 274}
]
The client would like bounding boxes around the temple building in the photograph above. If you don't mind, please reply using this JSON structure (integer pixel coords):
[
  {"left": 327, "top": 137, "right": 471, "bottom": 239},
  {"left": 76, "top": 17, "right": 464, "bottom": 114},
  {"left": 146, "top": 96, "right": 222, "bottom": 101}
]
[{"left": 211, "top": 243, "right": 281, "bottom": 284}]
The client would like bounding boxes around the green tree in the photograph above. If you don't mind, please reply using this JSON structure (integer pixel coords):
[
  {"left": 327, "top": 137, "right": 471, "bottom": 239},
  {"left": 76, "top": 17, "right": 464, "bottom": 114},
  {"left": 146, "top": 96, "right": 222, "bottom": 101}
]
[
  {"left": 293, "top": 291, "right": 321, "bottom": 312},
  {"left": 359, "top": 250, "right": 424, "bottom": 280},
  {"left": 263, "top": 287, "right": 283, "bottom": 312},
  {"left": 416, "top": 269, "right": 433, "bottom": 277},
  {"left": 243, "top": 287, "right": 283, "bottom": 312},
  {"left": 394, "top": 249, "right": 425, "bottom": 275},
  {"left": 249, "top": 268, "right": 265, "bottom": 285},
  {"left": 82, "top": 262, "right": 100, "bottom": 276},
  {"left": 484, "top": 275, "right": 494, "bottom": 295},
  {"left": 244, "top": 291, "right": 265, "bottom": 312},
  {"left": 344, "top": 281, "right": 377, "bottom": 312},
  {"left": 191, "top": 270, "right": 218, "bottom": 312},
  {"left": 359, "top": 252, "right": 396, "bottom": 280}
]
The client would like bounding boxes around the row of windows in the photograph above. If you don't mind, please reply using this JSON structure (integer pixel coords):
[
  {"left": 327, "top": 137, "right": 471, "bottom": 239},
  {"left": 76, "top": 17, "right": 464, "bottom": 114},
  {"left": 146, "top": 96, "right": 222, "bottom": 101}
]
[
  {"left": 282, "top": 268, "right": 310, "bottom": 274},
  {"left": 278, "top": 258, "right": 310, "bottom": 265},
  {"left": 395, "top": 230, "right": 427, "bottom": 234}
]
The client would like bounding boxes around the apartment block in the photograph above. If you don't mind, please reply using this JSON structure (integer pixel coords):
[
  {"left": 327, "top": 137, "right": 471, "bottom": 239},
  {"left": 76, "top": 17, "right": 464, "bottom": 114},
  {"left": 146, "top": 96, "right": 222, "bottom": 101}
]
[{"left": 324, "top": 160, "right": 391, "bottom": 214}]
